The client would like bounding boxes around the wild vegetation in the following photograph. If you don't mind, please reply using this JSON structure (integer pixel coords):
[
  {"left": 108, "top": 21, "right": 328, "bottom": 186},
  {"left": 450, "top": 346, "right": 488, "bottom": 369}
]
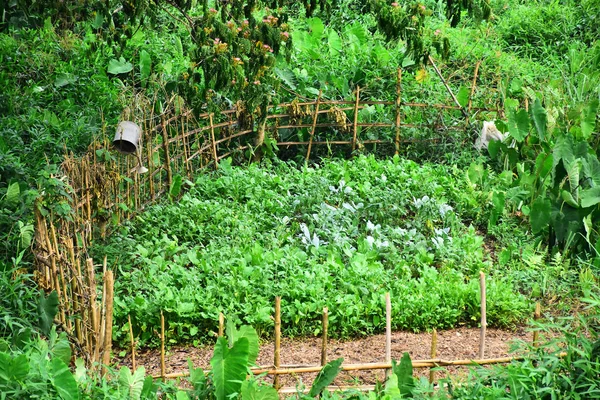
[{"left": 1, "top": 0, "right": 599, "bottom": 398}]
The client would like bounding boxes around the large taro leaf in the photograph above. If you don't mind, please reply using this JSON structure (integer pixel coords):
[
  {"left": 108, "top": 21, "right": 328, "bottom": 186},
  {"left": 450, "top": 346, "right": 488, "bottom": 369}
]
[
  {"left": 211, "top": 336, "right": 250, "bottom": 400},
  {"left": 50, "top": 357, "right": 79, "bottom": 400},
  {"left": 392, "top": 352, "right": 415, "bottom": 398},
  {"left": 530, "top": 98, "right": 547, "bottom": 141},
  {"left": 240, "top": 380, "right": 279, "bottom": 400},
  {"left": 119, "top": 366, "right": 146, "bottom": 400},
  {"left": 530, "top": 197, "right": 552, "bottom": 235},
  {"left": 38, "top": 291, "right": 59, "bottom": 335},
  {"left": 308, "top": 357, "right": 343, "bottom": 397},
  {"left": 0, "top": 353, "right": 29, "bottom": 385},
  {"left": 226, "top": 324, "right": 259, "bottom": 366}
]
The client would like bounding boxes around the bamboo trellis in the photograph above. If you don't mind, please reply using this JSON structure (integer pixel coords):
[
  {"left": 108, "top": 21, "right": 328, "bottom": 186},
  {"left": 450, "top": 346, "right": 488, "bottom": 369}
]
[{"left": 34, "top": 62, "right": 503, "bottom": 367}]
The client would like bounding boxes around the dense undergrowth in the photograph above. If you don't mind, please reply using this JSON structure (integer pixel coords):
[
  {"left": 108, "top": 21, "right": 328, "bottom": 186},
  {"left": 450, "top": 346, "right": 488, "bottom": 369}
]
[{"left": 1, "top": 0, "right": 600, "bottom": 398}]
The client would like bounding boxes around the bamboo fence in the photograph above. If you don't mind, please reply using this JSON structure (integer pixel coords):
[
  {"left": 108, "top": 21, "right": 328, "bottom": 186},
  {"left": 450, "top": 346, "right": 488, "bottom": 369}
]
[{"left": 33, "top": 62, "right": 504, "bottom": 367}]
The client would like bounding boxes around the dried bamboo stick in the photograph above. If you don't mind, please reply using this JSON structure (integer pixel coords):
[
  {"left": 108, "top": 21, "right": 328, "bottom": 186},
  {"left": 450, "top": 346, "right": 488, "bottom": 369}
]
[
  {"left": 161, "top": 311, "right": 166, "bottom": 380},
  {"left": 305, "top": 90, "right": 322, "bottom": 162},
  {"left": 352, "top": 86, "right": 360, "bottom": 151},
  {"left": 102, "top": 270, "right": 114, "bottom": 375},
  {"left": 427, "top": 55, "right": 468, "bottom": 118},
  {"left": 128, "top": 315, "right": 137, "bottom": 371},
  {"left": 209, "top": 113, "right": 219, "bottom": 170},
  {"left": 429, "top": 329, "right": 437, "bottom": 385},
  {"left": 218, "top": 313, "right": 225, "bottom": 337},
  {"left": 274, "top": 296, "right": 281, "bottom": 389},
  {"left": 479, "top": 271, "right": 487, "bottom": 359},
  {"left": 395, "top": 69, "right": 403, "bottom": 155},
  {"left": 385, "top": 292, "right": 392, "bottom": 379},
  {"left": 467, "top": 61, "right": 481, "bottom": 114},
  {"left": 160, "top": 118, "right": 173, "bottom": 187},
  {"left": 321, "top": 307, "right": 328, "bottom": 366},
  {"left": 533, "top": 302, "right": 541, "bottom": 347}
]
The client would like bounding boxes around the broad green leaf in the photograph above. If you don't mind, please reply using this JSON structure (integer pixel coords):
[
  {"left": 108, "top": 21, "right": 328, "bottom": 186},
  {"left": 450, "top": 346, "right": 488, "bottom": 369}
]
[
  {"left": 346, "top": 23, "right": 367, "bottom": 45},
  {"left": 456, "top": 86, "right": 470, "bottom": 108},
  {"left": 581, "top": 99, "right": 599, "bottom": 139},
  {"left": 530, "top": 98, "right": 547, "bottom": 140},
  {"left": 176, "top": 391, "right": 191, "bottom": 400},
  {"left": 54, "top": 73, "right": 76, "bottom": 88},
  {"left": 274, "top": 67, "right": 296, "bottom": 90},
  {"left": 530, "top": 197, "right": 551, "bottom": 234},
  {"left": 108, "top": 57, "right": 133, "bottom": 75},
  {"left": 39, "top": 291, "right": 59, "bottom": 335},
  {"left": 307, "top": 18, "right": 324, "bottom": 38},
  {"left": 5, "top": 182, "right": 20, "bottom": 206},
  {"left": 583, "top": 155, "right": 600, "bottom": 186},
  {"left": 567, "top": 158, "right": 582, "bottom": 194},
  {"left": 561, "top": 190, "right": 579, "bottom": 208},
  {"left": 553, "top": 134, "right": 575, "bottom": 174},
  {"left": 580, "top": 187, "right": 600, "bottom": 208},
  {"left": 534, "top": 152, "right": 554, "bottom": 180},
  {"left": 508, "top": 109, "right": 529, "bottom": 142},
  {"left": 241, "top": 380, "right": 279, "bottom": 400},
  {"left": 392, "top": 353, "right": 414, "bottom": 397},
  {"left": 228, "top": 325, "right": 259, "bottom": 366},
  {"left": 50, "top": 357, "right": 79, "bottom": 400},
  {"left": 0, "top": 353, "right": 29, "bottom": 384},
  {"left": 51, "top": 332, "right": 72, "bottom": 365},
  {"left": 372, "top": 44, "right": 391, "bottom": 65},
  {"left": 211, "top": 336, "right": 250, "bottom": 400},
  {"left": 140, "top": 50, "right": 152, "bottom": 82},
  {"left": 170, "top": 174, "right": 183, "bottom": 198},
  {"left": 489, "top": 191, "right": 505, "bottom": 226},
  {"left": 467, "top": 163, "right": 484, "bottom": 187},
  {"left": 309, "top": 357, "right": 343, "bottom": 397},
  {"left": 384, "top": 373, "right": 401, "bottom": 399},
  {"left": 188, "top": 359, "right": 207, "bottom": 391},
  {"left": 119, "top": 366, "right": 146, "bottom": 400},
  {"left": 328, "top": 30, "right": 342, "bottom": 57}
]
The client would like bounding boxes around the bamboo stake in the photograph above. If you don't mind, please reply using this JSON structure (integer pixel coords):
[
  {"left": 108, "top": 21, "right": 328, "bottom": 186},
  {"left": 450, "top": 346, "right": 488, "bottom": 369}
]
[
  {"left": 533, "top": 302, "right": 541, "bottom": 347},
  {"left": 479, "top": 271, "right": 487, "bottom": 359},
  {"left": 218, "top": 312, "right": 225, "bottom": 337},
  {"left": 321, "top": 307, "right": 328, "bottom": 366},
  {"left": 209, "top": 113, "right": 219, "bottom": 170},
  {"left": 274, "top": 296, "right": 281, "bottom": 389},
  {"left": 66, "top": 240, "right": 83, "bottom": 345},
  {"left": 102, "top": 270, "right": 114, "bottom": 375},
  {"left": 395, "top": 69, "right": 403, "bottom": 155},
  {"left": 50, "top": 222, "right": 69, "bottom": 329},
  {"left": 86, "top": 258, "right": 100, "bottom": 363},
  {"left": 160, "top": 118, "right": 173, "bottom": 187},
  {"left": 128, "top": 315, "right": 137, "bottom": 371},
  {"left": 427, "top": 55, "right": 468, "bottom": 118},
  {"left": 429, "top": 329, "right": 437, "bottom": 385},
  {"left": 465, "top": 61, "right": 481, "bottom": 129},
  {"left": 98, "top": 256, "right": 107, "bottom": 364},
  {"left": 352, "top": 86, "right": 360, "bottom": 151},
  {"left": 525, "top": 97, "right": 529, "bottom": 112},
  {"left": 161, "top": 311, "right": 166, "bottom": 380},
  {"left": 305, "top": 90, "right": 322, "bottom": 162},
  {"left": 385, "top": 292, "right": 392, "bottom": 379}
]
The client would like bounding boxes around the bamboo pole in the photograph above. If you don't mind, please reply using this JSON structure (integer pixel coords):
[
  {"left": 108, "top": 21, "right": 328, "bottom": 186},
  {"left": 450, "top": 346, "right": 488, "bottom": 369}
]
[
  {"left": 427, "top": 55, "right": 468, "bottom": 118},
  {"left": 274, "top": 296, "right": 281, "bottom": 389},
  {"left": 394, "top": 69, "right": 403, "bottom": 155},
  {"left": 429, "top": 329, "right": 437, "bottom": 385},
  {"left": 127, "top": 315, "right": 137, "bottom": 371},
  {"left": 385, "top": 292, "right": 392, "bottom": 379},
  {"left": 160, "top": 118, "right": 173, "bottom": 187},
  {"left": 533, "top": 302, "right": 541, "bottom": 347},
  {"left": 209, "top": 113, "right": 219, "bottom": 170},
  {"left": 86, "top": 258, "right": 100, "bottom": 363},
  {"left": 321, "top": 307, "right": 328, "bottom": 366},
  {"left": 465, "top": 60, "right": 481, "bottom": 129},
  {"left": 305, "top": 90, "right": 322, "bottom": 162},
  {"left": 161, "top": 311, "right": 166, "bottom": 380},
  {"left": 102, "top": 270, "right": 114, "bottom": 375},
  {"left": 218, "top": 312, "right": 225, "bottom": 337},
  {"left": 50, "top": 222, "right": 69, "bottom": 330},
  {"left": 352, "top": 86, "right": 360, "bottom": 151},
  {"left": 479, "top": 271, "right": 487, "bottom": 359}
]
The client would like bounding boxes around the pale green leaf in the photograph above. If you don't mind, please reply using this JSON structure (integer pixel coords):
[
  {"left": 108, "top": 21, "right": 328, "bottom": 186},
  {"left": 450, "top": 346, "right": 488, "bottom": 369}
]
[
  {"left": 50, "top": 357, "right": 79, "bottom": 400},
  {"left": 328, "top": 30, "right": 342, "bottom": 57},
  {"left": 108, "top": 57, "right": 133, "bottom": 75},
  {"left": 309, "top": 357, "right": 343, "bottom": 397},
  {"left": 456, "top": 86, "right": 470, "bottom": 108},
  {"left": 530, "top": 98, "right": 547, "bottom": 140},
  {"left": 530, "top": 197, "right": 551, "bottom": 234},
  {"left": 580, "top": 187, "right": 600, "bottom": 208},
  {"left": 140, "top": 50, "right": 152, "bottom": 82},
  {"left": 211, "top": 336, "right": 250, "bottom": 400}
]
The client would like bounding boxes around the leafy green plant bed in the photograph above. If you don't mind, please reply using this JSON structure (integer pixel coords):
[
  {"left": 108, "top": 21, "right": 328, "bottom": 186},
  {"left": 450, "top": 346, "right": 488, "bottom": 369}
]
[{"left": 94, "top": 155, "right": 530, "bottom": 346}]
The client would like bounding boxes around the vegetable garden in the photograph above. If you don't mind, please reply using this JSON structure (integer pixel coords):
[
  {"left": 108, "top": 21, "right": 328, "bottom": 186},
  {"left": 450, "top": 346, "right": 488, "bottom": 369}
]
[{"left": 2, "top": 0, "right": 600, "bottom": 399}]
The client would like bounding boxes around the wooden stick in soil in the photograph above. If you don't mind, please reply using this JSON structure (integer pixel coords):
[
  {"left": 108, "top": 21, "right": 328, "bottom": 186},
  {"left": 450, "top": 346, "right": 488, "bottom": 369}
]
[
  {"left": 274, "top": 296, "right": 281, "bottom": 389},
  {"left": 102, "top": 270, "right": 114, "bottom": 376},
  {"left": 427, "top": 55, "right": 468, "bottom": 118},
  {"left": 161, "top": 311, "right": 166, "bottom": 380},
  {"left": 209, "top": 113, "right": 219, "bottom": 170},
  {"left": 395, "top": 69, "right": 403, "bottom": 155},
  {"left": 305, "top": 90, "right": 322, "bottom": 162},
  {"left": 218, "top": 312, "right": 225, "bottom": 337},
  {"left": 129, "top": 315, "right": 137, "bottom": 371},
  {"left": 321, "top": 307, "right": 328, "bottom": 366},
  {"left": 429, "top": 329, "right": 438, "bottom": 385},
  {"left": 479, "top": 271, "right": 487, "bottom": 359},
  {"left": 385, "top": 292, "right": 392, "bottom": 379},
  {"left": 352, "top": 86, "right": 360, "bottom": 152},
  {"left": 160, "top": 118, "right": 173, "bottom": 187},
  {"left": 533, "top": 302, "right": 541, "bottom": 347},
  {"left": 465, "top": 60, "right": 481, "bottom": 128}
]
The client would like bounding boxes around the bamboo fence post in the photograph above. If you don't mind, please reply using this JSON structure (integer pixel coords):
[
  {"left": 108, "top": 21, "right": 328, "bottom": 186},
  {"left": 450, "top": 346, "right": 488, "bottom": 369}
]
[
  {"left": 218, "top": 312, "right": 225, "bottom": 337},
  {"left": 429, "top": 329, "right": 437, "bottom": 385},
  {"left": 209, "top": 113, "right": 219, "bottom": 170},
  {"left": 352, "top": 86, "right": 360, "bottom": 152},
  {"left": 98, "top": 256, "right": 107, "bottom": 365},
  {"left": 160, "top": 117, "right": 173, "bottom": 187},
  {"left": 305, "top": 91, "right": 323, "bottom": 162},
  {"left": 102, "top": 270, "right": 114, "bottom": 375},
  {"left": 479, "top": 271, "right": 487, "bottom": 359},
  {"left": 66, "top": 240, "right": 83, "bottom": 345},
  {"left": 465, "top": 60, "right": 481, "bottom": 128},
  {"left": 50, "top": 222, "right": 69, "bottom": 329},
  {"left": 525, "top": 97, "right": 529, "bottom": 112},
  {"left": 161, "top": 311, "right": 166, "bottom": 380},
  {"left": 533, "top": 302, "right": 541, "bottom": 347},
  {"left": 274, "top": 296, "right": 281, "bottom": 389},
  {"left": 427, "top": 55, "right": 468, "bottom": 118},
  {"left": 385, "top": 292, "right": 392, "bottom": 379},
  {"left": 394, "top": 69, "right": 403, "bottom": 155},
  {"left": 321, "top": 307, "right": 328, "bottom": 366},
  {"left": 86, "top": 258, "right": 100, "bottom": 363},
  {"left": 128, "top": 315, "right": 137, "bottom": 371}
]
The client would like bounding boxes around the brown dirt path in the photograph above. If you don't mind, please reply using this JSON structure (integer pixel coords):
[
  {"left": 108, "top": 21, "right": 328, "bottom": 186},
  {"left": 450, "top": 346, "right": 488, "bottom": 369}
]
[{"left": 118, "top": 326, "right": 536, "bottom": 388}]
